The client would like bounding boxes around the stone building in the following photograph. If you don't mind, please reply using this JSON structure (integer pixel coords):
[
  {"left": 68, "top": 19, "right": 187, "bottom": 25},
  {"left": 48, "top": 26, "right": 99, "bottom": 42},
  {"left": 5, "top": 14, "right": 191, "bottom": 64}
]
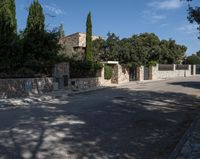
[{"left": 60, "top": 32, "right": 100, "bottom": 59}]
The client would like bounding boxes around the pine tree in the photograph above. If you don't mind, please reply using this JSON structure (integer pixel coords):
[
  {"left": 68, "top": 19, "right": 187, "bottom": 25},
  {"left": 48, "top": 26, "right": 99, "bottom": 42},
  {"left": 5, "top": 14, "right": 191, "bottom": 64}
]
[{"left": 85, "top": 12, "right": 93, "bottom": 62}]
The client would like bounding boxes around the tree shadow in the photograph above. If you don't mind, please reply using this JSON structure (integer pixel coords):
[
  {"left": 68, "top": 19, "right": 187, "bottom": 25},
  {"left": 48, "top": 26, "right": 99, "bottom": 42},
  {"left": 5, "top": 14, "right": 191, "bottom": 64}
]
[
  {"left": 169, "top": 81, "right": 200, "bottom": 90},
  {"left": 0, "top": 87, "right": 199, "bottom": 159}
]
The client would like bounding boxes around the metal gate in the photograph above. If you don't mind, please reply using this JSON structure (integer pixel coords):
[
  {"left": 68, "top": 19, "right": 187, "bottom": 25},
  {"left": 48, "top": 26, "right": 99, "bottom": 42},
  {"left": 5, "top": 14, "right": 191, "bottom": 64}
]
[
  {"left": 129, "top": 67, "right": 137, "bottom": 81},
  {"left": 191, "top": 65, "right": 194, "bottom": 75},
  {"left": 196, "top": 65, "right": 200, "bottom": 74},
  {"left": 144, "top": 67, "right": 149, "bottom": 80}
]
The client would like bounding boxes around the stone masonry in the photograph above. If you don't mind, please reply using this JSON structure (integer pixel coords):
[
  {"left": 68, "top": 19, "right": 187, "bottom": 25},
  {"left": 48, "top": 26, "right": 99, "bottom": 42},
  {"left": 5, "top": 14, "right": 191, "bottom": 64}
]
[{"left": 60, "top": 32, "right": 100, "bottom": 48}]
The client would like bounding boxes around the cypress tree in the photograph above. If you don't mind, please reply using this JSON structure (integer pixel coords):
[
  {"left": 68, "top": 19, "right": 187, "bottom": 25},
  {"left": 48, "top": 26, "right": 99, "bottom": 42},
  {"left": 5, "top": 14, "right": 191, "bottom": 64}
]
[
  {"left": 9, "top": 0, "right": 17, "bottom": 33},
  {"left": 23, "top": 0, "right": 60, "bottom": 75},
  {"left": 0, "top": 0, "right": 16, "bottom": 41},
  {"left": 26, "top": 0, "right": 45, "bottom": 35},
  {"left": 0, "top": 0, "right": 17, "bottom": 72},
  {"left": 23, "top": 0, "right": 45, "bottom": 70},
  {"left": 59, "top": 24, "right": 65, "bottom": 38},
  {"left": 85, "top": 12, "right": 93, "bottom": 62}
]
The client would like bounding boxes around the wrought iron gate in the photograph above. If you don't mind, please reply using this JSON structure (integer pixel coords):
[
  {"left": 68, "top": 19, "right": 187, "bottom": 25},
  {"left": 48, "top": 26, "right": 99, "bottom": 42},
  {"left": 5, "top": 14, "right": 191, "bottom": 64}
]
[
  {"left": 144, "top": 67, "right": 149, "bottom": 80},
  {"left": 196, "top": 65, "right": 200, "bottom": 74},
  {"left": 129, "top": 67, "right": 137, "bottom": 81},
  {"left": 191, "top": 65, "right": 194, "bottom": 75}
]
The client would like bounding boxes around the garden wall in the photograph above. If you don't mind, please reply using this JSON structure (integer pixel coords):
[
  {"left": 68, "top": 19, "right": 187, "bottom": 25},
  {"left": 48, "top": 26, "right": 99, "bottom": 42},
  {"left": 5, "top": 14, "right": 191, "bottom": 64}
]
[
  {"left": 151, "top": 64, "right": 193, "bottom": 80},
  {"left": 0, "top": 78, "right": 53, "bottom": 98},
  {"left": 69, "top": 77, "right": 101, "bottom": 90}
]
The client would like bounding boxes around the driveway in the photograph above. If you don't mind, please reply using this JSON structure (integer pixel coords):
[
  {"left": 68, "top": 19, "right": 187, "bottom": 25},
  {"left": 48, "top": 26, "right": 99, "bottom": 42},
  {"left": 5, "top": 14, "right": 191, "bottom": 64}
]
[{"left": 0, "top": 77, "right": 200, "bottom": 159}]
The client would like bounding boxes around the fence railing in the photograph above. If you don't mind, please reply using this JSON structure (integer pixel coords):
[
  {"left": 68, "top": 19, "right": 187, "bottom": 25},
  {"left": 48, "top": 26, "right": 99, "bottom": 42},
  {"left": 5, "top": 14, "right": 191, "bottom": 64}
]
[
  {"left": 158, "top": 64, "right": 174, "bottom": 71},
  {"left": 176, "top": 65, "right": 189, "bottom": 70}
]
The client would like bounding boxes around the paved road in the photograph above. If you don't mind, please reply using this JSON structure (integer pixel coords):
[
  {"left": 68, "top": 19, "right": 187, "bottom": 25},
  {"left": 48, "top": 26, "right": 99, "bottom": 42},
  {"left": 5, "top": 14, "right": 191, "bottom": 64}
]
[{"left": 0, "top": 77, "right": 200, "bottom": 159}]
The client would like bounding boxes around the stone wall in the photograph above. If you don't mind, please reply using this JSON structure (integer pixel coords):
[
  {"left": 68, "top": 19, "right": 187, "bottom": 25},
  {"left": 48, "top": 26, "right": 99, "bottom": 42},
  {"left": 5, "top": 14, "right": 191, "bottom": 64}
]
[
  {"left": 69, "top": 78, "right": 101, "bottom": 90},
  {"left": 61, "top": 32, "right": 100, "bottom": 48},
  {"left": 118, "top": 65, "right": 129, "bottom": 84},
  {"left": 151, "top": 64, "right": 192, "bottom": 80},
  {"left": 0, "top": 78, "right": 53, "bottom": 98}
]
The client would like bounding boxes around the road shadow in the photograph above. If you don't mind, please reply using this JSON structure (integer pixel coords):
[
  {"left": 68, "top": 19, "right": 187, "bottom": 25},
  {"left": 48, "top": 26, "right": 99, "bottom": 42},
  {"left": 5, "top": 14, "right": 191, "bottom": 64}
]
[
  {"left": 169, "top": 81, "right": 200, "bottom": 90},
  {"left": 0, "top": 87, "right": 200, "bottom": 159}
]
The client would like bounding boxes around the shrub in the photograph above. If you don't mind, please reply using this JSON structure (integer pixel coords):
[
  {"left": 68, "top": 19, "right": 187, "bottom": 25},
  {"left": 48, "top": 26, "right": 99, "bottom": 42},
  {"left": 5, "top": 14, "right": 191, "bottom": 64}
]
[
  {"left": 15, "top": 68, "right": 35, "bottom": 78},
  {"left": 148, "top": 60, "right": 157, "bottom": 67},
  {"left": 104, "top": 65, "right": 113, "bottom": 80}
]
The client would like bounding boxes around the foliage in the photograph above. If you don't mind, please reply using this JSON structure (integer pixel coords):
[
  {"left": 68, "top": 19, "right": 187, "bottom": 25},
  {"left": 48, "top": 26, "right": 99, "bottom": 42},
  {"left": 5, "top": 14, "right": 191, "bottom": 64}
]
[
  {"left": 58, "top": 24, "right": 65, "bottom": 39},
  {"left": 0, "top": 0, "right": 61, "bottom": 77},
  {"left": 25, "top": 0, "right": 44, "bottom": 35},
  {"left": 148, "top": 60, "right": 157, "bottom": 67},
  {"left": 69, "top": 60, "right": 102, "bottom": 78},
  {"left": 22, "top": 0, "right": 61, "bottom": 75},
  {"left": 159, "top": 39, "right": 187, "bottom": 64},
  {"left": 186, "top": 55, "right": 200, "bottom": 64},
  {"left": 183, "top": 0, "right": 200, "bottom": 38},
  {"left": 93, "top": 32, "right": 187, "bottom": 66},
  {"left": 0, "top": 0, "right": 19, "bottom": 72},
  {"left": 104, "top": 65, "right": 113, "bottom": 80},
  {"left": 85, "top": 12, "right": 93, "bottom": 62}
]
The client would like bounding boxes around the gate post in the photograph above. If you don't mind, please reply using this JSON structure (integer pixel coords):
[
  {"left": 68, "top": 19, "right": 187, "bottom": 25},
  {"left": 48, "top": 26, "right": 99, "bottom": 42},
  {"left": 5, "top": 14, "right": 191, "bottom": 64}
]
[
  {"left": 149, "top": 64, "right": 158, "bottom": 80},
  {"left": 193, "top": 65, "right": 196, "bottom": 76},
  {"left": 137, "top": 66, "right": 144, "bottom": 81}
]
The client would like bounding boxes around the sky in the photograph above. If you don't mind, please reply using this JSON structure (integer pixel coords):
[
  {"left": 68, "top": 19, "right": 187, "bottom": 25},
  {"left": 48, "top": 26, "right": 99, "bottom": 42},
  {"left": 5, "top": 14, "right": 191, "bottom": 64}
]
[{"left": 16, "top": 0, "right": 200, "bottom": 55}]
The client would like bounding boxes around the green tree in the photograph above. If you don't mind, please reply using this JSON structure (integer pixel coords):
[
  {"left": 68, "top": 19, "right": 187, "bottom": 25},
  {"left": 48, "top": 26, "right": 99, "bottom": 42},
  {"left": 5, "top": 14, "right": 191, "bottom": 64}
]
[
  {"left": 183, "top": 0, "right": 200, "bottom": 38},
  {"left": 9, "top": 0, "right": 17, "bottom": 33},
  {"left": 160, "top": 39, "right": 187, "bottom": 64},
  {"left": 58, "top": 24, "right": 65, "bottom": 39},
  {"left": 92, "top": 38, "right": 107, "bottom": 61},
  {"left": 26, "top": 0, "right": 45, "bottom": 35},
  {"left": 186, "top": 55, "right": 200, "bottom": 64},
  {"left": 0, "top": 0, "right": 18, "bottom": 72},
  {"left": 85, "top": 12, "right": 93, "bottom": 62},
  {"left": 23, "top": 0, "right": 61, "bottom": 75}
]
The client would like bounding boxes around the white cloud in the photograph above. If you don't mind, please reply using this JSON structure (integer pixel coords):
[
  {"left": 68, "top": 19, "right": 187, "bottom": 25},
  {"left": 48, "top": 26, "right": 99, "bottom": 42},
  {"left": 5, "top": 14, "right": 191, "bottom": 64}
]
[
  {"left": 143, "top": 10, "right": 166, "bottom": 23},
  {"left": 44, "top": 4, "right": 65, "bottom": 15},
  {"left": 160, "top": 23, "right": 169, "bottom": 27},
  {"left": 148, "top": 0, "right": 182, "bottom": 10},
  {"left": 178, "top": 24, "right": 198, "bottom": 34}
]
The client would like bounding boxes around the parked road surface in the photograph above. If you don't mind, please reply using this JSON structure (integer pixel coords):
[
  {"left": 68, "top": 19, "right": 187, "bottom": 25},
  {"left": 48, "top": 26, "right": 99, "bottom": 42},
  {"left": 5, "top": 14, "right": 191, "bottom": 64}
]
[{"left": 0, "top": 77, "right": 200, "bottom": 159}]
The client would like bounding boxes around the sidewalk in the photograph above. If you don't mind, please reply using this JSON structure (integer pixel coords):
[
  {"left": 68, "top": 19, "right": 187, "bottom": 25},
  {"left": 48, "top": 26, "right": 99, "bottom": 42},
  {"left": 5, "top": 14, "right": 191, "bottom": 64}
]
[
  {"left": 168, "top": 113, "right": 200, "bottom": 159},
  {"left": 175, "top": 116, "right": 200, "bottom": 159}
]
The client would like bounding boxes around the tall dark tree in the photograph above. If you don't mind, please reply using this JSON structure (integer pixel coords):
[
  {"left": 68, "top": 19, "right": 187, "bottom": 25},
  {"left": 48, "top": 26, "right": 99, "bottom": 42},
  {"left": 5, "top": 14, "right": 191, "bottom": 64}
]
[
  {"left": 23, "top": 0, "right": 61, "bottom": 76},
  {"left": 26, "top": 0, "right": 45, "bottom": 35},
  {"left": 23, "top": 0, "right": 45, "bottom": 64},
  {"left": 85, "top": 12, "right": 93, "bottom": 62},
  {"left": 0, "top": 0, "right": 18, "bottom": 72},
  {"left": 59, "top": 24, "right": 65, "bottom": 39},
  {"left": 9, "top": 0, "right": 17, "bottom": 33}
]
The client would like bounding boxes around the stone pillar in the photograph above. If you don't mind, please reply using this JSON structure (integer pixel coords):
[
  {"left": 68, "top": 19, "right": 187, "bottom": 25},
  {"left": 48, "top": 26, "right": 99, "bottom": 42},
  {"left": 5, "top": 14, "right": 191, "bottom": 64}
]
[
  {"left": 99, "top": 64, "right": 105, "bottom": 85},
  {"left": 149, "top": 64, "right": 158, "bottom": 80},
  {"left": 173, "top": 64, "right": 176, "bottom": 71},
  {"left": 188, "top": 65, "right": 191, "bottom": 76},
  {"left": 53, "top": 62, "right": 70, "bottom": 90},
  {"left": 137, "top": 66, "right": 144, "bottom": 81},
  {"left": 193, "top": 65, "right": 196, "bottom": 76}
]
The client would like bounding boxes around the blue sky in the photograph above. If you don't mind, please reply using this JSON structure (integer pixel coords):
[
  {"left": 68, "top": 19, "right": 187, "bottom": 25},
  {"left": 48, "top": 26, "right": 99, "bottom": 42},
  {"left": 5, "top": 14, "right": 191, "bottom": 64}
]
[{"left": 16, "top": 0, "right": 200, "bottom": 55}]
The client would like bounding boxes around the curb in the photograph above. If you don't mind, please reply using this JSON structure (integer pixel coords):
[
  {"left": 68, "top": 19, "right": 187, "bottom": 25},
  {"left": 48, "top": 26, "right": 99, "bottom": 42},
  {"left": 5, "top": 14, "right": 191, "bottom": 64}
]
[{"left": 168, "top": 114, "right": 200, "bottom": 159}]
